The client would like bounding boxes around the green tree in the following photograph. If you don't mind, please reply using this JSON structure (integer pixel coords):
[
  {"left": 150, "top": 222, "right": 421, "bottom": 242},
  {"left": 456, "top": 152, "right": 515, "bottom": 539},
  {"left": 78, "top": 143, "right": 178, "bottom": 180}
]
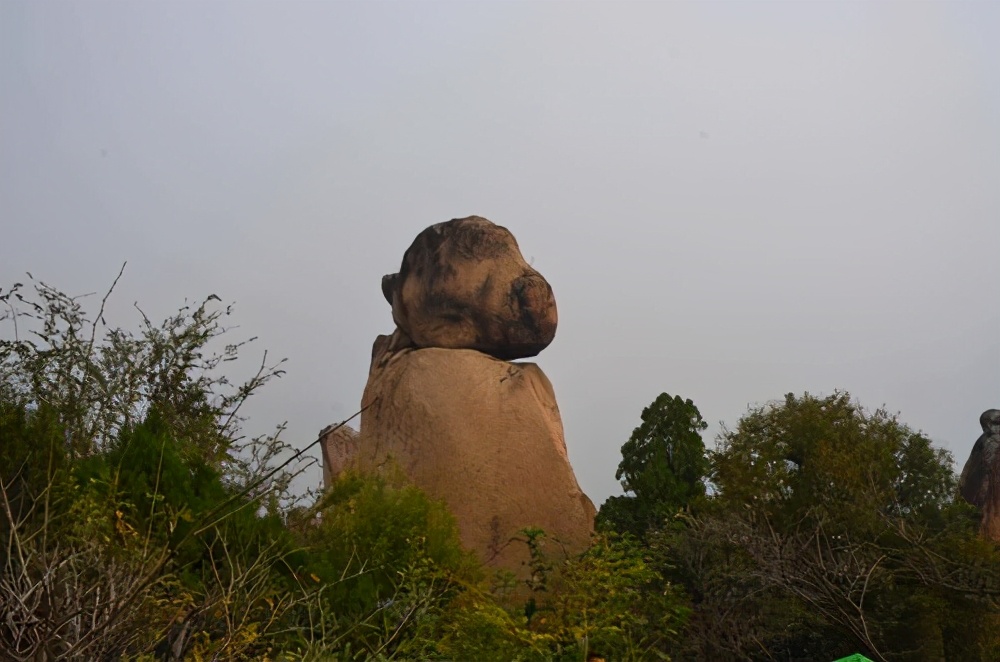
[
  {"left": 0, "top": 272, "right": 308, "bottom": 660},
  {"left": 436, "top": 532, "right": 690, "bottom": 662},
  {"left": 598, "top": 393, "right": 709, "bottom": 538},
  {"left": 546, "top": 532, "right": 689, "bottom": 660},
  {"left": 686, "top": 391, "right": 1000, "bottom": 661},
  {"left": 290, "top": 468, "right": 478, "bottom": 658}
]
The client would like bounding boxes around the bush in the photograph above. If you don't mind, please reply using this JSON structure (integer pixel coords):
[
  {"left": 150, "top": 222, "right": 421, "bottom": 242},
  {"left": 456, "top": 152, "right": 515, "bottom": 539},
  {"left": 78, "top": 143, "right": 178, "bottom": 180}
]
[
  {"left": 287, "top": 468, "right": 478, "bottom": 658},
  {"left": 0, "top": 273, "right": 304, "bottom": 660}
]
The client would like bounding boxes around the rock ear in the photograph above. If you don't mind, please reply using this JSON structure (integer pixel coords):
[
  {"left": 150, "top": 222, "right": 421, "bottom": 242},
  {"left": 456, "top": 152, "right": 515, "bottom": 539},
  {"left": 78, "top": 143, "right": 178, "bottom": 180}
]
[{"left": 380, "top": 273, "right": 399, "bottom": 305}]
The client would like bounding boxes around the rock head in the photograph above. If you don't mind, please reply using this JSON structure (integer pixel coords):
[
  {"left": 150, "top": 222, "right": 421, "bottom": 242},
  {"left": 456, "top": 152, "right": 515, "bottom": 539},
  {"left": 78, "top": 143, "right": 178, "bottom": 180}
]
[
  {"left": 380, "top": 216, "right": 558, "bottom": 360},
  {"left": 959, "top": 409, "right": 1000, "bottom": 540}
]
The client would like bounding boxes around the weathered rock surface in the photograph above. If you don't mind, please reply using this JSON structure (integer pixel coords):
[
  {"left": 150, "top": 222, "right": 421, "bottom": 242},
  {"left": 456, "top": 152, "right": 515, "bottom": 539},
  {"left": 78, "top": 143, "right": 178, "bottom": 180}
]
[
  {"left": 319, "top": 423, "right": 360, "bottom": 489},
  {"left": 381, "top": 216, "right": 557, "bottom": 360},
  {"left": 354, "top": 346, "right": 596, "bottom": 570},
  {"left": 320, "top": 216, "right": 594, "bottom": 575},
  {"left": 959, "top": 409, "right": 1000, "bottom": 540}
]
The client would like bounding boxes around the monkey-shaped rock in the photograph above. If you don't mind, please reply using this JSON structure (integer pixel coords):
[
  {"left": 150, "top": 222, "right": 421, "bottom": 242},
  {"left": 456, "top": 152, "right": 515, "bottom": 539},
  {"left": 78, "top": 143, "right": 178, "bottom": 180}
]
[
  {"left": 959, "top": 409, "right": 1000, "bottom": 540},
  {"left": 325, "top": 216, "right": 594, "bottom": 575},
  {"left": 381, "top": 216, "right": 557, "bottom": 360}
]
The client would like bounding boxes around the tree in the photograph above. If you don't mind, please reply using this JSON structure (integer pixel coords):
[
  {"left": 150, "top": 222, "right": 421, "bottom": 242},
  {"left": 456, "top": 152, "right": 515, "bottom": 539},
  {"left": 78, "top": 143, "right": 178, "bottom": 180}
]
[
  {"left": 692, "top": 391, "right": 1000, "bottom": 661},
  {"left": 291, "top": 468, "right": 478, "bottom": 658},
  {"left": 0, "top": 272, "right": 310, "bottom": 660},
  {"left": 598, "top": 393, "right": 709, "bottom": 538},
  {"left": 545, "top": 532, "right": 690, "bottom": 661},
  {"left": 435, "top": 532, "right": 690, "bottom": 662}
]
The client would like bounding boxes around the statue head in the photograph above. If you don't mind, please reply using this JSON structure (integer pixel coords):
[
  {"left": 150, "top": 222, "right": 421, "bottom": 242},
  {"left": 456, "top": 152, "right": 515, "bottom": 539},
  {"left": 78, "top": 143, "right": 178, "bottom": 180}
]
[
  {"left": 380, "top": 216, "right": 557, "bottom": 360},
  {"left": 981, "top": 409, "right": 1000, "bottom": 437}
]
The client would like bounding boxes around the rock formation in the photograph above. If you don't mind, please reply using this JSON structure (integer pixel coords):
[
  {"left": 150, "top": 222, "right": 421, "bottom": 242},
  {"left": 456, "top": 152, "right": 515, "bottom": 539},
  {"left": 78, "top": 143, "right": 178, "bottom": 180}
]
[
  {"left": 959, "top": 409, "right": 1000, "bottom": 540},
  {"left": 380, "top": 216, "right": 557, "bottom": 361},
  {"left": 318, "top": 423, "right": 360, "bottom": 489},
  {"left": 324, "top": 216, "right": 594, "bottom": 574}
]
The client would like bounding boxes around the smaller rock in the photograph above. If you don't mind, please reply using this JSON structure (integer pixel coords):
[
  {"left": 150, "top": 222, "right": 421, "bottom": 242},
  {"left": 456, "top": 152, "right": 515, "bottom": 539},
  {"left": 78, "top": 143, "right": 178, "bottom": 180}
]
[
  {"left": 319, "top": 424, "right": 360, "bottom": 489},
  {"left": 958, "top": 409, "right": 1000, "bottom": 539}
]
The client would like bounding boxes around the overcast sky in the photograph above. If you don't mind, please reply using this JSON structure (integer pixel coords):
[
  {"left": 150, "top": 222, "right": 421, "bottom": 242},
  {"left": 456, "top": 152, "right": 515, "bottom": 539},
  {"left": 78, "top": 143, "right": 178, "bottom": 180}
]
[{"left": 2, "top": 1, "right": 998, "bottom": 505}]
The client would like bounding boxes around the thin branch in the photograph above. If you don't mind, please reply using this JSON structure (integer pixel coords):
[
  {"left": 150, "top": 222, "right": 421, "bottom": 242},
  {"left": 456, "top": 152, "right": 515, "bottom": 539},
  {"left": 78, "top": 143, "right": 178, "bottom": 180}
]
[
  {"left": 192, "top": 404, "right": 371, "bottom": 538},
  {"left": 88, "top": 262, "right": 127, "bottom": 356}
]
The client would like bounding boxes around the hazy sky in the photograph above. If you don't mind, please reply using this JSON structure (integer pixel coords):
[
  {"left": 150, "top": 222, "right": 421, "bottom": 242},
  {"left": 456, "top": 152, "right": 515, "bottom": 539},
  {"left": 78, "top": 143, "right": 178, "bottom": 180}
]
[{"left": 2, "top": 1, "right": 999, "bottom": 505}]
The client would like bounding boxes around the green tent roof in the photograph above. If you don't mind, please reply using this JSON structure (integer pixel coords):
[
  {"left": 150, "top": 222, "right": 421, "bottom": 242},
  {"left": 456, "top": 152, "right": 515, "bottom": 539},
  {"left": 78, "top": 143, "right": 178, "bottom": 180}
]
[{"left": 832, "top": 655, "right": 875, "bottom": 662}]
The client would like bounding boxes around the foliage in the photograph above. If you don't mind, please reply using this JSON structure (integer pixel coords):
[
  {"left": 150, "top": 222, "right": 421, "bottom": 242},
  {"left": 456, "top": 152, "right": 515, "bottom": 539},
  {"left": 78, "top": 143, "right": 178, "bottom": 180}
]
[
  {"left": 544, "top": 532, "right": 689, "bottom": 660},
  {"left": 0, "top": 272, "right": 307, "bottom": 660},
  {"left": 288, "top": 468, "right": 477, "bottom": 658},
  {"left": 598, "top": 393, "right": 709, "bottom": 538},
  {"left": 437, "top": 531, "right": 690, "bottom": 662},
  {"left": 684, "top": 391, "right": 1000, "bottom": 661},
  {"left": 437, "top": 593, "right": 557, "bottom": 662},
  {"left": 7, "top": 272, "right": 1000, "bottom": 661}
]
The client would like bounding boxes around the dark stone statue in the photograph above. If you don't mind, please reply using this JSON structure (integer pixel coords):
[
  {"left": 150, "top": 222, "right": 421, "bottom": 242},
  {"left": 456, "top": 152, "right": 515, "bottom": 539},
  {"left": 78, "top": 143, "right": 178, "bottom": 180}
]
[{"left": 958, "top": 409, "right": 1000, "bottom": 539}]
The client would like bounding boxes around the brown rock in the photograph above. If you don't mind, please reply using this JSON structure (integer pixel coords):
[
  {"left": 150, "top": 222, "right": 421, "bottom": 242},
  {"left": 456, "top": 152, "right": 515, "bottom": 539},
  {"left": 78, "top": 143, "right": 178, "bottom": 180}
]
[
  {"left": 381, "top": 216, "right": 557, "bottom": 360},
  {"left": 353, "top": 347, "right": 595, "bottom": 572},
  {"left": 959, "top": 409, "right": 1000, "bottom": 540},
  {"left": 319, "top": 423, "right": 360, "bottom": 489},
  {"left": 322, "top": 216, "right": 592, "bottom": 576}
]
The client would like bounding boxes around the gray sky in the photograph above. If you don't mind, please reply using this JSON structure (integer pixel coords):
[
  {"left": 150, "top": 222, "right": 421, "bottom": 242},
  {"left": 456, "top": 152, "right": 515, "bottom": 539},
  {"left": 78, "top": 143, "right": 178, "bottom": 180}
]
[{"left": 2, "top": 1, "right": 998, "bottom": 505}]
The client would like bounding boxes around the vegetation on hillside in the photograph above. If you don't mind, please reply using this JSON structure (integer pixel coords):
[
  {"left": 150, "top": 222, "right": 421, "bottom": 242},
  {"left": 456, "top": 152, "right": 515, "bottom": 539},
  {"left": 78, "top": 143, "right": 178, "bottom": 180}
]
[
  {"left": 2, "top": 273, "right": 998, "bottom": 660},
  {"left": 601, "top": 391, "right": 1000, "bottom": 661}
]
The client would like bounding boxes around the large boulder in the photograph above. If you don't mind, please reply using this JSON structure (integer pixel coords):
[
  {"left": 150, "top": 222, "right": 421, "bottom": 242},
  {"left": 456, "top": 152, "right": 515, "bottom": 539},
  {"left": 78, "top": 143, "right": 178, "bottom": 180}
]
[
  {"left": 354, "top": 346, "right": 596, "bottom": 570},
  {"left": 959, "top": 409, "right": 1000, "bottom": 540},
  {"left": 381, "top": 216, "right": 557, "bottom": 360}
]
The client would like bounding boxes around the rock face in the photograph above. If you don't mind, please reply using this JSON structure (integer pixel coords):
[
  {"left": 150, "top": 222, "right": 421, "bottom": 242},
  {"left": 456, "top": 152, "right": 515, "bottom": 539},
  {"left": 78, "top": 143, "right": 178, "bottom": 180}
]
[
  {"left": 357, "top": 347, "right": 595, "bottom": 570},
  {"left": 381, "top": 216, "right": 558, "bottom": 361},
  {"left": 324, "top": 216, "right": 594, "bottom": 574},
  {"left": 959, "top": 409, "right": 1000, "bottom": 540}
]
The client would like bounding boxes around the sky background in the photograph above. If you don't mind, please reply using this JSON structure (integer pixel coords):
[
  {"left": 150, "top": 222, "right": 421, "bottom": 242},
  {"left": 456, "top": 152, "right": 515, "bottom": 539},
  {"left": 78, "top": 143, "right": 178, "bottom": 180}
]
[{"left": 2, "top": 1, "right": 998, "bottom": 505}]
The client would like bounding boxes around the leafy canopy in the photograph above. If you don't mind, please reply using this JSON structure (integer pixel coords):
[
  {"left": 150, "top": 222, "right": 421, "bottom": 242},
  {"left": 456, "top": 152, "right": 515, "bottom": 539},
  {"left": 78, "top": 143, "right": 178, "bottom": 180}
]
[{"left": 599, "top": 393, "right": 709, "bottom": 537}]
